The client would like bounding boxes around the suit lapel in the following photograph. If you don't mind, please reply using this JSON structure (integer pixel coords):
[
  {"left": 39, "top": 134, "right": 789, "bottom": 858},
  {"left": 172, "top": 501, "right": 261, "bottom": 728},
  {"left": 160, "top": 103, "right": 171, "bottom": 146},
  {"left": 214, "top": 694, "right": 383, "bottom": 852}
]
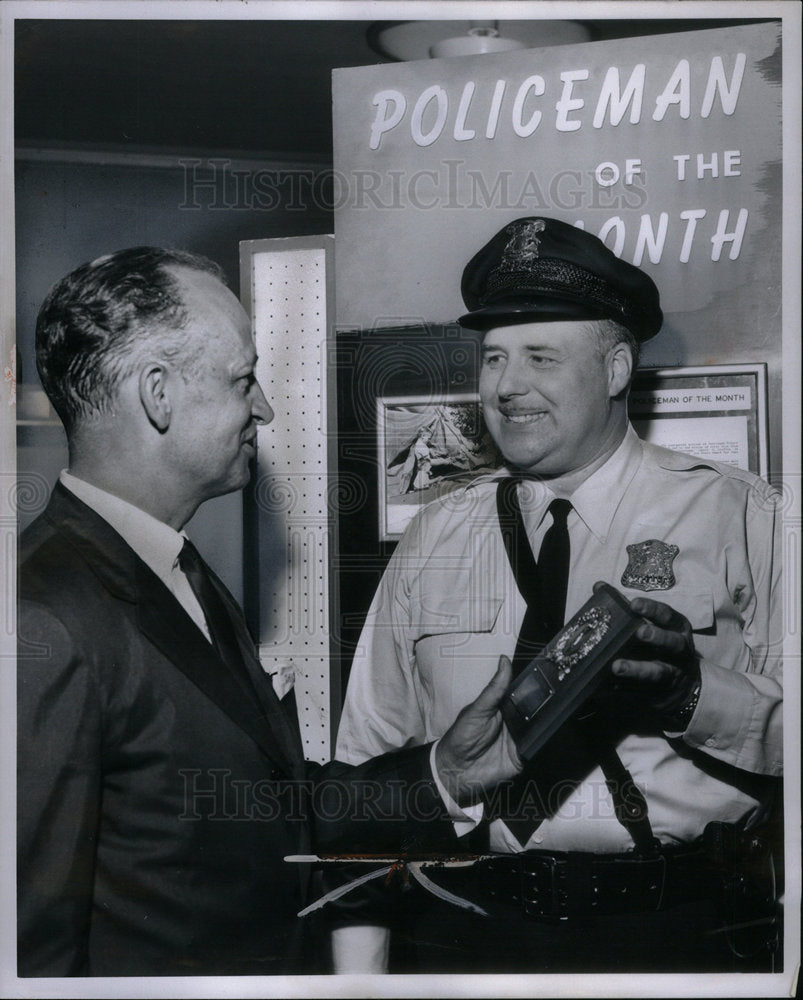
[
  {"left": 207, "top": 568, "right": 306, "bottom": 765},
  {"left": 46, "top": 484, "right": 304, "bottom": 778},
  {"left": 135, "top": 561, "right": 303, "bottom": 779}
]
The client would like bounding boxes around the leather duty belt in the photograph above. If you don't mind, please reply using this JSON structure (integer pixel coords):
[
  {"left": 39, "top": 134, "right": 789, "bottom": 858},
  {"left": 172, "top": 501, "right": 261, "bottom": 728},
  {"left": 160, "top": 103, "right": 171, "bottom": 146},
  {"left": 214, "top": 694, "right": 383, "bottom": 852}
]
[{"left": 475, "top": 848, "right": 716, "bottom": 921}]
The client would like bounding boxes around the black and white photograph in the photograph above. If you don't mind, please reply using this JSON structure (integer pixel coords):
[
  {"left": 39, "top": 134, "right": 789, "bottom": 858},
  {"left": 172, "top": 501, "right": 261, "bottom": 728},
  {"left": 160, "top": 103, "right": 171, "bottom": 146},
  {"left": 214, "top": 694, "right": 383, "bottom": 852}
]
[
  {"left": 379, "top": 395, "right": 500, "bottom": 539},
  {"left": 0, "top": 2, "right": 800, "bottom": 998}
]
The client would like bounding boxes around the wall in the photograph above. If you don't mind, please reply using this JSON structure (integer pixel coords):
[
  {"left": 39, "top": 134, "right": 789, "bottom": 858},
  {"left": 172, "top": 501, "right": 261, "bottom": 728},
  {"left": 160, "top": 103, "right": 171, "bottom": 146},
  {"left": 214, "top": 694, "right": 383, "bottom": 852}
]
[{"left": 15, "top": 150, "right": 333, "bottom": 600}]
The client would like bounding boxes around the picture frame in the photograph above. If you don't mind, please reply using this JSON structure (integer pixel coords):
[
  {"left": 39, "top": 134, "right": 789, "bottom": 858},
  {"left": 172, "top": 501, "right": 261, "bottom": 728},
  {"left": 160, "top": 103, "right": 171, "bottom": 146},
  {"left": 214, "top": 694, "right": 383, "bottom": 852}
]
[
  {"left": 630, "top": 363, "right": 769, "bottom": 479},
  {"left": 376, "top": 393, "right": 499, "bottom": 541}
]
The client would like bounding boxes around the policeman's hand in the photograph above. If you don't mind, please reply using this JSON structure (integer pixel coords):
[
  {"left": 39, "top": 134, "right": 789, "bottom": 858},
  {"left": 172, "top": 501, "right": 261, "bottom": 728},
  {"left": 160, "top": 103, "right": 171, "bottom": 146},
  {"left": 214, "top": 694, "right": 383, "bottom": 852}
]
[
  {"left": 602, "top": 585, "right": 702, "bottom": 727},
  {"left": 435, "top": 656, "right": 523, "bottom": 804}
]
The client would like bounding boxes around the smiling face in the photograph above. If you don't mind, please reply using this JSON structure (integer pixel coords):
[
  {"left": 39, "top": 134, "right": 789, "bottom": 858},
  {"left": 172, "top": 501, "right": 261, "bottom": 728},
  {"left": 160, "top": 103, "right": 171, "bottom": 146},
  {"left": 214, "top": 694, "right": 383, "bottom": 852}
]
[
  {"left": 479, "top": 320, "right": 631, "bottom": 482},
  {"left": 164, "top": 267, "right": 273, "bottom": 506}
]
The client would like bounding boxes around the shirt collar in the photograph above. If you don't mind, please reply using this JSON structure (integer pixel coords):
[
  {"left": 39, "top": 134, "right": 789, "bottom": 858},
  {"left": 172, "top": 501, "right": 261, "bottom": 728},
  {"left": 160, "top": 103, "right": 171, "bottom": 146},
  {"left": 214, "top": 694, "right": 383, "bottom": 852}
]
[
  {"left": 468, "top": 426, "right": 644, "bottom": 540},
  {"left": 567, "top": 425, "right": 643, "bottom": 540},
  {"left": 59, "top": 470, "right": 185, "bottom": 579}
]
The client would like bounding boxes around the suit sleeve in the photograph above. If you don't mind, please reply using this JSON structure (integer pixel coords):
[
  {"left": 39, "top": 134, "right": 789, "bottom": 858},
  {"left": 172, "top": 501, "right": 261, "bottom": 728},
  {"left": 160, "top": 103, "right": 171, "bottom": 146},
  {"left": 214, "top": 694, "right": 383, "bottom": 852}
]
[
  {"left": 17, "top": 602, "right": 103, "bottom": 977},
  {"left": 306, "top": 746, "right": 457, "bottom": 956},
  {"left": 310, "top": 744, "right": 458, "bottom": 854}
]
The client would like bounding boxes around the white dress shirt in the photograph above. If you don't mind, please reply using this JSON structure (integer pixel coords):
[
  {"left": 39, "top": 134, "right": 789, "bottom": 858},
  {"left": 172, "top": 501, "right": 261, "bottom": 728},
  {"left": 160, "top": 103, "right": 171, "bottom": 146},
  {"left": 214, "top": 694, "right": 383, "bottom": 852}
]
[{"left": 60, "top": 471, "right": 212, "bottom": 642}]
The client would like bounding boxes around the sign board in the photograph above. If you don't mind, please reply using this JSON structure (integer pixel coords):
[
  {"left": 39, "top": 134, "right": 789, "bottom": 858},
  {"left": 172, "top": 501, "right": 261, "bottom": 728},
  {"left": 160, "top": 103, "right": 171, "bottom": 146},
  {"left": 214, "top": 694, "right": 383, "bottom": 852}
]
[{"left": 333, "top": 22, "right": 784, "bottom": 470}]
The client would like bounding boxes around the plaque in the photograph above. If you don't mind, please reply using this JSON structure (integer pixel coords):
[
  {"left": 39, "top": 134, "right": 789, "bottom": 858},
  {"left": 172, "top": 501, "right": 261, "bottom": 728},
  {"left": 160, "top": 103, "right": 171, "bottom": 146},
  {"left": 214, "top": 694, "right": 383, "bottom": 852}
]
[{"left": 501, "top": 583, "right": 643, "bottom": 761}]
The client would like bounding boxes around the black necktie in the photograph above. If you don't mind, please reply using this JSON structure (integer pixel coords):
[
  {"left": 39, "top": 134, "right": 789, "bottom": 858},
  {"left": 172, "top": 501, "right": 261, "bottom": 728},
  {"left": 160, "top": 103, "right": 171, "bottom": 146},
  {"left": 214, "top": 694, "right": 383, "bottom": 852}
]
[
  {"left": 512, "top": 496, "right": 572, "bottom": 669},
  {"left": 496, "top": 480, "right": 656, "bottom": 852},
  {"left": 178, "top": 538, "right": 258, "bottom": 699}
]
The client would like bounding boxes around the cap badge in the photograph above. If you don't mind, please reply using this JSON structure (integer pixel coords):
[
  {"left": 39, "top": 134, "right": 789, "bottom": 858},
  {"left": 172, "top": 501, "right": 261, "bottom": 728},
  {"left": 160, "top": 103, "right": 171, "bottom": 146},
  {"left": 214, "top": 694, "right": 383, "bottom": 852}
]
[
  {"left": 498, "top": 218, "right": 546, "bottom": 273},
  {"left": 621, "top": 539, "right": 679, "bottom": 592}
]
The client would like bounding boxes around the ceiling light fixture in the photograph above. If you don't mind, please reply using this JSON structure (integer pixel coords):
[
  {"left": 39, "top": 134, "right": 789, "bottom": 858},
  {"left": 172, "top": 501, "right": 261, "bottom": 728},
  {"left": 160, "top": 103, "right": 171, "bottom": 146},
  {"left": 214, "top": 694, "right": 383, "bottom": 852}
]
[{"left": 368, "top": 20, "right": 593, "bottom": 61}]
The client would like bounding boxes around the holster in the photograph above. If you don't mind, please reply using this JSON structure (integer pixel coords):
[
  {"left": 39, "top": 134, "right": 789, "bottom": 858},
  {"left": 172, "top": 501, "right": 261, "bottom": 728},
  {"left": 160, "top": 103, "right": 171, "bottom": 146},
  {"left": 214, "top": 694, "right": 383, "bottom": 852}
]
[{"left": 701, "top": 819, "right": 783, "bottom": 962}]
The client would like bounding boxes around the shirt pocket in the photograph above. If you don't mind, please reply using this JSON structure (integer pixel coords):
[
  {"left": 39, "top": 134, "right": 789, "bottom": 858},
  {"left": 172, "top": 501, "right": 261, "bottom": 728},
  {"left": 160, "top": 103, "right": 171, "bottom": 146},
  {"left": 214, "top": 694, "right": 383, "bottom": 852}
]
[
  {"left": 411, "top": 594, "right": 506, "bottom": 644},
  {"left": 621, "top": 587, "right": 715, "bottom": 633},
  {"left": 410, "top": 594, "right": 508, "bottom": 732}
]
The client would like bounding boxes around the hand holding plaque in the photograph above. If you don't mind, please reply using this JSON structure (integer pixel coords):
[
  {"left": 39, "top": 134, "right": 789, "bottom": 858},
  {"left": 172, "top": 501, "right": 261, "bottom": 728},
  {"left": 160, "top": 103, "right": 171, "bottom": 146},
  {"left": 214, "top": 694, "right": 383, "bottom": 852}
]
[
  {"left": 609, "top": 593, "right": 702, "bottom": 730},
  {"left": 501, "top": 583, "right": 643, "bottom": 760}
]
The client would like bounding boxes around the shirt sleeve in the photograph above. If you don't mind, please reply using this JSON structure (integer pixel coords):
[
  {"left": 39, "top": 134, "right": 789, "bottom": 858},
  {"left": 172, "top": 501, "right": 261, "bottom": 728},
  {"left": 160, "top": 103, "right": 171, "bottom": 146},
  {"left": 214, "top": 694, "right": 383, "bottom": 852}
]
[
  {"left": 335, "top": 519, "right": 428, "bottom": 764},
  {"left": 681, "top": 481, "right": 783, "bottom": 776},
  {"left": 429, "top": 741, "right": 485, "bottom": 836}
]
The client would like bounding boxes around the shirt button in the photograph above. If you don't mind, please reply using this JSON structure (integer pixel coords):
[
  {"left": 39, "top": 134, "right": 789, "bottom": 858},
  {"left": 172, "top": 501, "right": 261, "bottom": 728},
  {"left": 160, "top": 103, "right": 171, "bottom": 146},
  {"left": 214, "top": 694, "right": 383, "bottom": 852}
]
[
  {"left": 531, "top": 835, "right": 543, "bottom": 845},
  {"left": 705, "top": 737, "right": 716, "bottom": 747}
]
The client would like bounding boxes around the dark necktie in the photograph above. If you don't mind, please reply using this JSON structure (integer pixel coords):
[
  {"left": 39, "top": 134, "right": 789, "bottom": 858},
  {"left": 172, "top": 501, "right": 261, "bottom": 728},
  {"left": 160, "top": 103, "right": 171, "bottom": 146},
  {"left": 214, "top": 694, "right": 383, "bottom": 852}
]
[
  {"left": 512, "top": 496, "right": 572, "bottom": 669},
  {"left": 178, "top": 538, "right": 258, "bottom": 699},
  {"left": 496, "top": 480, "right": 656, "bottom": 852}
]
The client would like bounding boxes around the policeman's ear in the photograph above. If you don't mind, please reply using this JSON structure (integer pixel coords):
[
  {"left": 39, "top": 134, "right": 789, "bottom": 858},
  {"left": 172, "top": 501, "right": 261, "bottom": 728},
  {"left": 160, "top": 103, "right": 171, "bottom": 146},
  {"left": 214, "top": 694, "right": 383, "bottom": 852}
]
[
  {"left": 607, "top": 342, "right": 633, "bottom": 399},
  {"left": 139, "top": 362, "right": 172, "bottom": 432}
]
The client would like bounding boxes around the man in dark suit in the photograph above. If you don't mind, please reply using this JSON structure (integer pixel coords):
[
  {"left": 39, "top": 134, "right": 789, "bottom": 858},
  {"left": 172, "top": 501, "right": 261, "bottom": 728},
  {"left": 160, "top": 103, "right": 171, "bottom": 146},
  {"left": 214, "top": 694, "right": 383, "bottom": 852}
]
[{"left": 17, "top": 246, "right": 519, "bottom": 977}]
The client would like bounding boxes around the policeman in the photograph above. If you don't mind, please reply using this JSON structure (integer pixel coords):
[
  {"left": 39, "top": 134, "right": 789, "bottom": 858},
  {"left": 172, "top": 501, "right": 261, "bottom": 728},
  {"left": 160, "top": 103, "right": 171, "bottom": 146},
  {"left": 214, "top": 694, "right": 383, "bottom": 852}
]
[{"left": 332, "top": 217, "right": 783, "bottom": 974}]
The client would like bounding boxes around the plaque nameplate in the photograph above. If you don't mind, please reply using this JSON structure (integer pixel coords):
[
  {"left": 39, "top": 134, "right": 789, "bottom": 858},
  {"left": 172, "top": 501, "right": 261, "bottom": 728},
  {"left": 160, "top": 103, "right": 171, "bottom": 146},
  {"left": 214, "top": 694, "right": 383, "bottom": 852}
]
[{"left": 502, "top": 583, "right": 642, "bottom": 760}]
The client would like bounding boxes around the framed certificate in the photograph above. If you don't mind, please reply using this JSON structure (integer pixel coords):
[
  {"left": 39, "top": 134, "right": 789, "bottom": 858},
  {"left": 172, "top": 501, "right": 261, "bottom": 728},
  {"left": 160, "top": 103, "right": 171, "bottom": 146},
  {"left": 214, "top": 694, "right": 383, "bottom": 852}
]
[{"left": 630, "top": 364, "right": 769, "bottom": 479}]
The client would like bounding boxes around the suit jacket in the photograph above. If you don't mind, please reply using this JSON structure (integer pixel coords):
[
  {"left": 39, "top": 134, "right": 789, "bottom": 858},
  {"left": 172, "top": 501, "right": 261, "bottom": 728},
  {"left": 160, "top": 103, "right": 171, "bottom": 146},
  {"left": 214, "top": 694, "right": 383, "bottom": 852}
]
[{"left": 17, "top": 484, "right": 455, "bottom": 977}]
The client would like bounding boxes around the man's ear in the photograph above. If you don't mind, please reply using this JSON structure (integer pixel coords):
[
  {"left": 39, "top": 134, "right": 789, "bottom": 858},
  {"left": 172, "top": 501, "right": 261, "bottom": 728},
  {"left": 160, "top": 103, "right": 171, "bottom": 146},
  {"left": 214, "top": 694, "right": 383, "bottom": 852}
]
[
  {"left": 607, "top": 343, "right": 633, "bottom": 399},
  {"left": 139, "top": 363, "right": 172, "bottom": 431}
]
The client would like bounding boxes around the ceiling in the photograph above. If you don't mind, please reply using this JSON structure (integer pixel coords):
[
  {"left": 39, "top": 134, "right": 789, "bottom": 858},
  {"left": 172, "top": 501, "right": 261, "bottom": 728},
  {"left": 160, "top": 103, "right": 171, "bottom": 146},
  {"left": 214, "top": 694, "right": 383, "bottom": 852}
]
[{"left": 14, "top": 15, "right": 768, "bottom": 162}]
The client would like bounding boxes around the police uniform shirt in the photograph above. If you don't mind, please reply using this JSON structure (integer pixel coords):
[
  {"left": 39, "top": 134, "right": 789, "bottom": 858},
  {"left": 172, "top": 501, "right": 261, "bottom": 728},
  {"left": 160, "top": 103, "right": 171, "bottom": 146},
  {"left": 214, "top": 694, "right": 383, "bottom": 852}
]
[{"left": 336, "top": 426, "right": 782, "bottom": 853}]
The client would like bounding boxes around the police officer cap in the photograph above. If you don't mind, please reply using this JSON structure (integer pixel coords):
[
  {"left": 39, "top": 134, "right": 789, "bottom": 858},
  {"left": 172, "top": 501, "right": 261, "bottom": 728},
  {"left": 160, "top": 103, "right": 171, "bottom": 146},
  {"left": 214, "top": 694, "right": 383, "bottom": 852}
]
[{"left": 459, "top": 216, "right": 662, "bottom": 341}]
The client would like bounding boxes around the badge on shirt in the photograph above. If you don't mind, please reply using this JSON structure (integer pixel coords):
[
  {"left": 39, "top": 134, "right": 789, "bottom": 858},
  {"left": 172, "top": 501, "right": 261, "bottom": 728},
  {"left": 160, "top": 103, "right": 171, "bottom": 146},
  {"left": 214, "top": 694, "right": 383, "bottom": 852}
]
[{"left": 621, "top": 539, "right": 679, "bottom": 592}]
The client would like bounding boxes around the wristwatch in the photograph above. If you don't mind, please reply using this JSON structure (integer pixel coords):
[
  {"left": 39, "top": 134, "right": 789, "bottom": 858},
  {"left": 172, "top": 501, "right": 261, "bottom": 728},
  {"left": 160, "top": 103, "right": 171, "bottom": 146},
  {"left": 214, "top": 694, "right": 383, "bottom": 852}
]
[{"left": 665, "top": 676, "right": 702, "bottom": 730}]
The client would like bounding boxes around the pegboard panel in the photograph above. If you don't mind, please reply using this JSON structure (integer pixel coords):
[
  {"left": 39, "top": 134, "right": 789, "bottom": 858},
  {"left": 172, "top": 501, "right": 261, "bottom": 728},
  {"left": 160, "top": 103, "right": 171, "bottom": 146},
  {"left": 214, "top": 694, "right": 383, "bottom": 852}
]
[{"left": 241, "top": 236, "right": 336, "bottom": 764}]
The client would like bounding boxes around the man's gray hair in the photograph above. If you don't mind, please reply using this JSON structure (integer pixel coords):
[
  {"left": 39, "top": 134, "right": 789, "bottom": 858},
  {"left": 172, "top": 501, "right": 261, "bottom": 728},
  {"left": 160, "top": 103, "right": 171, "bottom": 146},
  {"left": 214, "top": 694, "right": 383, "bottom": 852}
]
[
  {"left": 591, "top": 318, "right": 641, "bottom": 376},
  {"left": 35, "top": 246, "right": 226, "bottom": 434}
]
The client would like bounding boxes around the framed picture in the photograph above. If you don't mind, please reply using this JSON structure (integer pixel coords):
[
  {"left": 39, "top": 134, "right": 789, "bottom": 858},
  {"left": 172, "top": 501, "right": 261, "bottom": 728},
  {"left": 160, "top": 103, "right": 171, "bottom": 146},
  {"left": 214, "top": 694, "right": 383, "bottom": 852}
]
[
  {"left": 630, "top": 363, "right": 769, "bottom": 479},
  {"left": 377, "top": 394, "right": 501, "bottom": 540}
]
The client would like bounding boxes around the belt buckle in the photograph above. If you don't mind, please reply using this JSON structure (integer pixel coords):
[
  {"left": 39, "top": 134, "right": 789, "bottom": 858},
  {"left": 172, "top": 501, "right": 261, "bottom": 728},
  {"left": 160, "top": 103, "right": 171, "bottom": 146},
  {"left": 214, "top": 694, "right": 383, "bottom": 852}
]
[{"left": 520, "top": 852, "right": 568, "bottom": 920}]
